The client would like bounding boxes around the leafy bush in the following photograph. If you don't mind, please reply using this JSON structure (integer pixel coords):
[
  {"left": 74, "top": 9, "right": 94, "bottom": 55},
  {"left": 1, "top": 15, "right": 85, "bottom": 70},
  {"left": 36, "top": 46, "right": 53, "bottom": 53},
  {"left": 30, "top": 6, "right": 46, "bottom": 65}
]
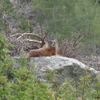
[
  {"left": 0, "top": 34, "right": 100, "bottom": 100},
  {"left": 0, "top": 34, "right": 52, "bottom": 100}
]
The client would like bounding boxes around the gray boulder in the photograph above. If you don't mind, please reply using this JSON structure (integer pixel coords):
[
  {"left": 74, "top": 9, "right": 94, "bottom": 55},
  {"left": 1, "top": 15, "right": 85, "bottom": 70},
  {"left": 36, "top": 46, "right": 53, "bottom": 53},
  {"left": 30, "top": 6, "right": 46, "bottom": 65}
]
[{"left": 13, "top": 55, "right": 100, "bottom": 85}]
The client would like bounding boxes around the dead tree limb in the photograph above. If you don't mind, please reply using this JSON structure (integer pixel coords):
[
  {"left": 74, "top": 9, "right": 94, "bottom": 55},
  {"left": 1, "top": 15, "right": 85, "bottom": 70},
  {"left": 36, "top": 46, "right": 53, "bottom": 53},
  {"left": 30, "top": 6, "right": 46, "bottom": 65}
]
[{"left": 8, "top": 33, "right": 46, "bottom": 56}]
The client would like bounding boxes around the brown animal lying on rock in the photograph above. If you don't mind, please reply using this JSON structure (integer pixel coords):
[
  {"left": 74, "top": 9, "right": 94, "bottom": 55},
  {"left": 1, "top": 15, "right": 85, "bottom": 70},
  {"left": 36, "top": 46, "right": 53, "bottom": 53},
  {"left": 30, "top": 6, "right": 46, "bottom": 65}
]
[{"left": 26, "top": 40, "right": 57, "bottom": 58}]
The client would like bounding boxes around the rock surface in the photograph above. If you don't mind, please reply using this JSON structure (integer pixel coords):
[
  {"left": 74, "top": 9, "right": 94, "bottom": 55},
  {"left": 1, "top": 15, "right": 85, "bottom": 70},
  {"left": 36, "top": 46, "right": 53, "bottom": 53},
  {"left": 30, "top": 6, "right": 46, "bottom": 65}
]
[{"left": 13, "top": 55, "right": 100, "bottom": 85}]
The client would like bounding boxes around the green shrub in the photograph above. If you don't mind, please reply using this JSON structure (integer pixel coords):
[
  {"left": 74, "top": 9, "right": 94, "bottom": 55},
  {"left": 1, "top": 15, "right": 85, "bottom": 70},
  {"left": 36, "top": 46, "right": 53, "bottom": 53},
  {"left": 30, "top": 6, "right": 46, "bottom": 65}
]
[{"left": 0, "top": 34, "right": 99, "bottom": 100}]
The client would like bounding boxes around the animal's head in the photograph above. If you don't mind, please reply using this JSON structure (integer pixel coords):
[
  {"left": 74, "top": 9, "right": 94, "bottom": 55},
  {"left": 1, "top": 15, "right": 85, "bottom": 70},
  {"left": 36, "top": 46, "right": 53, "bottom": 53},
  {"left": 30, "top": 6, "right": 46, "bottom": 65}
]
[{"left": 47, "top": 40, "right": 56, "bottom": 47}]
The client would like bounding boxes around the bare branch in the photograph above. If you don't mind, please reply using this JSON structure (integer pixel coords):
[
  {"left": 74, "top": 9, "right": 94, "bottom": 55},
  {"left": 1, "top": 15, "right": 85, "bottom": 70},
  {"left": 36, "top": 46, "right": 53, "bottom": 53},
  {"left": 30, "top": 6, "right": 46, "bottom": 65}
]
[
  {"left": 6, "top": 33, "right": 47, "bottom": 56},
  {"left": 10, "top": 33, "right": 45, "bottom": 44}
]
